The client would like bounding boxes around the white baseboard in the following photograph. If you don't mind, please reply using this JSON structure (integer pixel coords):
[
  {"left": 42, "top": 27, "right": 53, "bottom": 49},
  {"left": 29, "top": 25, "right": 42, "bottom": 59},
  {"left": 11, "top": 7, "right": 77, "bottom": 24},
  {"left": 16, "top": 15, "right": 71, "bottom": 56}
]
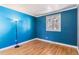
[
  {"left": 0, "top": 38, "right": 36, "bottom": 51},
  {"left": 0, "top": 38, "right": 78, "bottom": 52},
  {"left": 36, "top": 38, "right": 78, "bottom": 49}
]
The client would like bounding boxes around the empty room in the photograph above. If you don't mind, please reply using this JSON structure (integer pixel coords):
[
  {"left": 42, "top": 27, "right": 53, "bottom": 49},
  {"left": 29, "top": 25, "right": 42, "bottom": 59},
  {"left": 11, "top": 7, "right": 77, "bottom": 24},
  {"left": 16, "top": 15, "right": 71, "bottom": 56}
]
[{"left": 0, "top": 4, "right": 78, "bottom": 55}]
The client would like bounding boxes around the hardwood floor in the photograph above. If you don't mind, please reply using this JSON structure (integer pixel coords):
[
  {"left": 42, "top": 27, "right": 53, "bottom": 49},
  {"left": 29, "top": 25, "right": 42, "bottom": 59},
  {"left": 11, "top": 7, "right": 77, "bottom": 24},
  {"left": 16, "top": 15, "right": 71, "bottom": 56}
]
[{"left": 0, "top": 40, "right": 78, "bottom": 55}]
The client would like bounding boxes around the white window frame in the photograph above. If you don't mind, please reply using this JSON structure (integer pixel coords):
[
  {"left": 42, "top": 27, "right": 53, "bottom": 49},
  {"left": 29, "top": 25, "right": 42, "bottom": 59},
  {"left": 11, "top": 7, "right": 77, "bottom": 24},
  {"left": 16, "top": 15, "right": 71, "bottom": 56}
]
[{"left": 46, "top": 14, "right": 61, "bottom": 32}]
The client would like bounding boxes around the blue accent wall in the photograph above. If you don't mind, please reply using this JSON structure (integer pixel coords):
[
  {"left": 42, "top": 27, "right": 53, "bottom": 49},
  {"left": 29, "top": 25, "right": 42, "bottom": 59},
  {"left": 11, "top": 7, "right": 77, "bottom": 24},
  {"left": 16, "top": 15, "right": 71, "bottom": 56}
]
[
  {"left": 36, "top": 8, "right": 77, "bottom": 46},
  {"left": 0, "top": 6, "right": 35, "bottom": 49}
]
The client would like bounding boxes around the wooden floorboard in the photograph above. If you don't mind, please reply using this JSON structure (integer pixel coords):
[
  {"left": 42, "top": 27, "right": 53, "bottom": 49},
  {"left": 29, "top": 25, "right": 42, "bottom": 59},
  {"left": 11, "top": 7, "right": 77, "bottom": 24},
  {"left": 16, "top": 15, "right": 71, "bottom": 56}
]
[{"left": 0, "top": 40, "right": 78, "bottom": 55}]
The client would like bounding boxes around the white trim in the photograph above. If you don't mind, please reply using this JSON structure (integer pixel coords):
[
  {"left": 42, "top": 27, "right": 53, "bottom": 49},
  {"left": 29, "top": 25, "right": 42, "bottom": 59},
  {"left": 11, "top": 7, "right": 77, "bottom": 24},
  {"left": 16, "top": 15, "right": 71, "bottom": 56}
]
[
  {"left": 0, "top": 38, "right": 36, "bottom": 51},
  {"left": 36, "top": 5, "right": 78, "bottom": 17},
  {"left": 36, "top": 38, "right": 78, "bottom": 49},
  {"left": 0, "top": 38, "right": 78, "bottom": 52},
  {"left": 46, "top": 13, "right": 61, "bottom": 32}
]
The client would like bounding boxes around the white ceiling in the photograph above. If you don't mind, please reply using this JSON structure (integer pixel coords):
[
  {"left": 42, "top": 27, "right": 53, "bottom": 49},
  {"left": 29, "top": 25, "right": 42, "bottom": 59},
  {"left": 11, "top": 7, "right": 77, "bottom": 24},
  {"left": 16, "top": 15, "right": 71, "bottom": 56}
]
[{"left": 1, "top": 4, "right": 77, "bottom": 17}]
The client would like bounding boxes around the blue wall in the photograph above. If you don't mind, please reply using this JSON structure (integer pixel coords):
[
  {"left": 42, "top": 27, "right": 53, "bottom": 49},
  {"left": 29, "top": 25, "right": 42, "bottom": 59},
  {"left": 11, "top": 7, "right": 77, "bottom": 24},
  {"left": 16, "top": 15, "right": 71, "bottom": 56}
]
[
  {"left": 0, "top": 6, "right": 77, "bottom": 49},
  {"left": 0, "top": 6, "right": 35, "bottom": 49},
  {"left": 36, "top": 8, "right": 77, "bottom": 46}
]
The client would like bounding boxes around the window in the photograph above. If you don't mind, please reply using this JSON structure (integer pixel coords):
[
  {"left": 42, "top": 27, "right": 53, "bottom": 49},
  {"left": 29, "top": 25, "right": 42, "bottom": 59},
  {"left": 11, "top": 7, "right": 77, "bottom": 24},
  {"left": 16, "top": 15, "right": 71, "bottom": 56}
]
[{"left": 46, "top": 14, "right": 61, "bottom": 32}]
